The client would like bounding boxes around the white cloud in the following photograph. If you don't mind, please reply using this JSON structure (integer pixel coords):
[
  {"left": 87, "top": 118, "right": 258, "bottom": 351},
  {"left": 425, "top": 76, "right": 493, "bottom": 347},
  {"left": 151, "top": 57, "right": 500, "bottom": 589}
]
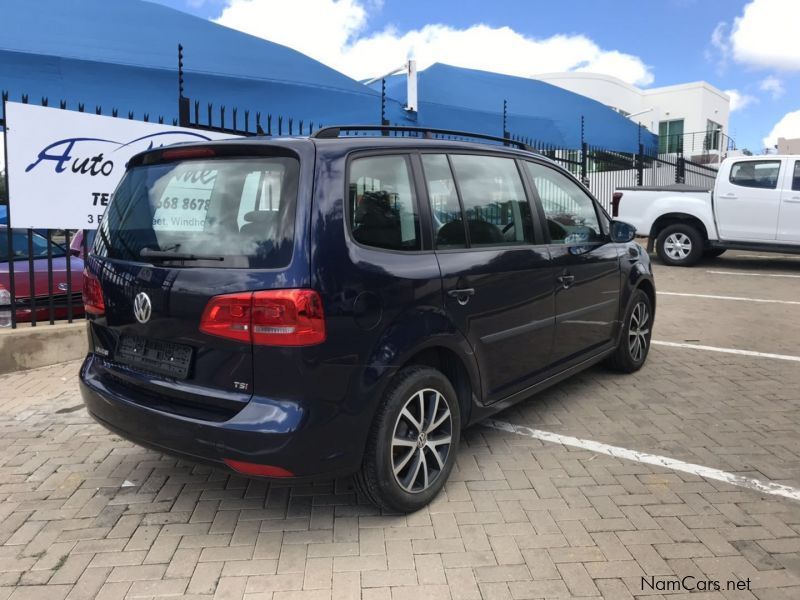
[
  {"left": 724, "top": 89, "right": 757, "bottom": 112},
  {"left": 213, "top": 0, "right": 654, "bottom": 85},
  {"left": 759, "top": 76, "right": 785, "bottom": 99},
  {"left": 763, "top": 109, "right": 800, "bottom": 149},
  {"left": 706, "top": 21, "right": 730, "bottom": 71},
  {"left": 731, "top": 0, "right": 800, "bottom": 70}
]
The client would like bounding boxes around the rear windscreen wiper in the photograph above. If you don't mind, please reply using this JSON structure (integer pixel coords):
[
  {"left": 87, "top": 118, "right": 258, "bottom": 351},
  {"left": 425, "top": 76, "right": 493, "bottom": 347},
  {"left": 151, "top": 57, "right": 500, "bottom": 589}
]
[{"left": 140, "top": 248, "right": 225, "bottom": 261}]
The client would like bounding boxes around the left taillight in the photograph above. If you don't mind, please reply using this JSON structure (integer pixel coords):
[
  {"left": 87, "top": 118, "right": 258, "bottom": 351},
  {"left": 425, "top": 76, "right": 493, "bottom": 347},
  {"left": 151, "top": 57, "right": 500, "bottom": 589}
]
[
  {"left": 82, "top": 269, "right": 105, "bottom": 315},
  {"left": 200, "top": 289, "right": 326, "bottom": 346}
]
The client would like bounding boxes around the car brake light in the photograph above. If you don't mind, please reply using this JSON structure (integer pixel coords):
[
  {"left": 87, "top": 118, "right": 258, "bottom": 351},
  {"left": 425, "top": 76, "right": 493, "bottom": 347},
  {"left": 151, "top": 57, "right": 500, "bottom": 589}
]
[
  {"left": 200, "top": 289, "right": 326, "bottom": 346},
  {"left": 223, "top": 459, "right": 294, "bottom": 478},
  {"left": 612, "top": 191, "right": 623, "bottom": 217},
  {"left": 161, "top": 147, "right": 216, "bottom": 161},
  {"left": 199, "top": 292, "right": 252, "bottom": 343},
  {"left": 82, "top": 269, "right": 105, "bottom": 315}
]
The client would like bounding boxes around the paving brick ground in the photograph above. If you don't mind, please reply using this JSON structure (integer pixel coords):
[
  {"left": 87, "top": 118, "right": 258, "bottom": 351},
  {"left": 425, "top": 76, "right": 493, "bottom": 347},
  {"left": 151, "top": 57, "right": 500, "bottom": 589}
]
[{"left": 1, "top": 251, "right": 799, "bottom": 599}]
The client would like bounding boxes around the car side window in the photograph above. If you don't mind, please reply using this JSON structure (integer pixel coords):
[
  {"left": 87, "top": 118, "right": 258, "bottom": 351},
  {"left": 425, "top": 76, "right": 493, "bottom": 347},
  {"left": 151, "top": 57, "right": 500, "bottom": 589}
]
[
  {"left": 524, "top": 162, "right": 603, "bottom": 245},
  {"left": 793, "top": 161, "right": 800, "bottom": 192},
  {"left": 349, "top": 155, "right": 421, "bottom": 251},
  {"left": 729, "top": 160, "right": 781, "bottom": 189},
  {"left": 448, "top": 154, "right": 534, "bottom": 247},
  {"left": 420, "top": 154, "right": 466, "bottom": 249}
]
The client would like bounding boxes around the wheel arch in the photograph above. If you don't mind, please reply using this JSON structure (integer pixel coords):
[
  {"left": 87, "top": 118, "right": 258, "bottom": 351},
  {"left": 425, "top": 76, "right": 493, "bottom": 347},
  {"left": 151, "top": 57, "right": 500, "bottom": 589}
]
[
  {"left": 650, "top": 213, "right": 710, "bottom": 245},
  {"left": 398, "top": 345, "right": 478, "bottom": 427}
]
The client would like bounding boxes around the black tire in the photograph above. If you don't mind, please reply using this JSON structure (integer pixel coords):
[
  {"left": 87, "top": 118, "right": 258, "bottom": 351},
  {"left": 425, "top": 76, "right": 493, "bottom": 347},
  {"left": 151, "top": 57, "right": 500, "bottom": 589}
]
[
  {"left": 353, "top": 366, "right": 460, "bottom": 513},
  {"left": 605, "top": 288, "right": 653, "bottom": 373},
  {"left": 655, "top": 223, "right": 704, "bottom": 266},
  {"left": 704, "top": 248, "right": 727, "bottom": 258}
]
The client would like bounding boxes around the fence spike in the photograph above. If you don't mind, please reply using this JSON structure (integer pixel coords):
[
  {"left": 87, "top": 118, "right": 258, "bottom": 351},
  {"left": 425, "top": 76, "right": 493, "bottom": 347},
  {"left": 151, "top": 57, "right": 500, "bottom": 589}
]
[
  {"left": 256, "top": 112, "right": 264, "bottom": 135},
  {"left": 1, "top": 90, "right": 8, "bottom": 103},
  {"left": 112, "top": 108, "right": 118, "bottom": 117},
  {"left": 158, "top": 116, "right": 164, "bottom": 124},
  {"left": 278, "top": 116, "right": 283, "bottom": 136},
  {"left": 232, "top": 107, "right": 237, "bottom": 131},
  {"left": 207, "top": 103, "right": 213, "bottom": 127},
  {"left": 143, "top": 113, "right": 149, "bottom": 122},
  {"left": 244, "top": 109, "right": 250, "bottom": 133},
  {"left": 299, "top": 120, "right": 304, "bottom": 135},
  {"left": 220, "top": 105, "right": 225, "bottom": 129},
  {"left": 267, "top": 114, "right": 272, "bottom": 136},
  {"left": 96, "top": 106, "right": 102, "bottom": 115},
  {"left": 41, "top": 97, "right": 48, "bottom": 107},
  {"left": 128, "top": 111, "right": 134, "bottom": 120}
]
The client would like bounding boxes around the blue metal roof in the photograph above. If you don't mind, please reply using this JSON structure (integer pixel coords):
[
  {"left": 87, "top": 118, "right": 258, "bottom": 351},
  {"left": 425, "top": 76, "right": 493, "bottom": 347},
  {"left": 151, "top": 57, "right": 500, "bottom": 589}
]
[
  {"left": 0, "top": 0, "right": 655, "bottom": 153},
  {"left": 379, "top": 64, "right": 657, "bottom": 153}
]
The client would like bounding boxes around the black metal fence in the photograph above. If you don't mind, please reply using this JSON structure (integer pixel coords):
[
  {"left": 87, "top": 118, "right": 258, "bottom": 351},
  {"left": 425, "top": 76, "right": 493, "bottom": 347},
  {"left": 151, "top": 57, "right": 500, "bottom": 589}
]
[{"left": 1, "top": 82, "right": 721, "bottom": 329}]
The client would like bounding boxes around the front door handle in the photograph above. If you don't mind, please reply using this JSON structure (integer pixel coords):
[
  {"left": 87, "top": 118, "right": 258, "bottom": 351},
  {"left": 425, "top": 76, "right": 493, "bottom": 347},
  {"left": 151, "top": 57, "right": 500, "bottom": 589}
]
[
  {"left": 557, "top": 274, "right": 575, "bottom": 289},
  {"left": 721, "top": 193, "right": 737, "bottom": 199},
  {"left": 447, "top": 288, "right": 475, "bottom": 306}
]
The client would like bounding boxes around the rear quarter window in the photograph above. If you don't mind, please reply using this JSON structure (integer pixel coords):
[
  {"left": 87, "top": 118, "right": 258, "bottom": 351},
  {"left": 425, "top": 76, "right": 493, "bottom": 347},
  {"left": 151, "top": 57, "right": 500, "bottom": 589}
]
[{"left": 348, "top": 155, "right": 421, "bottom": 251}]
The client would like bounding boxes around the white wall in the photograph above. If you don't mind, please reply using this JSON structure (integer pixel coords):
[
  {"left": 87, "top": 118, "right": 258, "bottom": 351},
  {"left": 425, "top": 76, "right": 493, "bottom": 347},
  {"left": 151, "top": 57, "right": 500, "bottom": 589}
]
[{"left": 533, "top": 73, "right": 730, "bottom": 141}]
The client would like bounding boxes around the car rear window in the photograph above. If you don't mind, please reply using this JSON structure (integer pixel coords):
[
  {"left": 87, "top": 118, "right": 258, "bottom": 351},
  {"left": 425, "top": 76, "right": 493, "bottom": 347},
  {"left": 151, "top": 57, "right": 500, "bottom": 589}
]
[{"left": 94, "top": 157, "right": 299, "bottom": 268}]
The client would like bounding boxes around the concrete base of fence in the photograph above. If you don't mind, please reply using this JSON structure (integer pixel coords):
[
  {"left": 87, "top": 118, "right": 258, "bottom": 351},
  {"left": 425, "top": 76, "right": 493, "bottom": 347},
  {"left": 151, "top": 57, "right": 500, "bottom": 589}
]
[{"left": 0, "top": 322, "right": 87, "bottom": 375}]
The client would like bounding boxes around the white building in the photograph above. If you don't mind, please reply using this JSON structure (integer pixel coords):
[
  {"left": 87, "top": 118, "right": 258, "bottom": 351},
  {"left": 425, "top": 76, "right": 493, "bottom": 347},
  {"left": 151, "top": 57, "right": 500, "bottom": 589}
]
[{"left": 533, "top": 73, "right": 731, "bottom": 159}]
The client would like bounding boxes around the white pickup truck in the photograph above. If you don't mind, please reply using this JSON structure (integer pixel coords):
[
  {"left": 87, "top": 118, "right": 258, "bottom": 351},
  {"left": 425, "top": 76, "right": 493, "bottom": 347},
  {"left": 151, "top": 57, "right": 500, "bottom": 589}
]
[{"left": 614, "top": 155, "right": 800, "bottom": 266}]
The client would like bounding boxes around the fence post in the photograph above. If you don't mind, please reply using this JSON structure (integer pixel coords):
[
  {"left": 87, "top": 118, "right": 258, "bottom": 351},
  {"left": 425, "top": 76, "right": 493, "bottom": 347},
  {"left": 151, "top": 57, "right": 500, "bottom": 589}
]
[
  {"left": 579, "top": 116, "right": 588, "bottom": 184},
  {"left": 178, "top": 44, "right": 190, "bottom": 126},
  {"left": 381, "top": 79, "right": 389, "bottom": 135},
  {"left": 636, "top": 143, "right": 644, "bottom": 186},
  {"left": 676, "top": 151, "right": 686, "bottom": 184},
  {"left": 502, "top": 99, "right": 509, "bottom": 141}
]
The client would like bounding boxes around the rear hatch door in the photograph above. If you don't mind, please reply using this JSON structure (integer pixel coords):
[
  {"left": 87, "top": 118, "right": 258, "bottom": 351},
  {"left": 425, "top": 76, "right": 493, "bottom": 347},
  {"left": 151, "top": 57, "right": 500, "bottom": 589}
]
[{"left": 87, "top": 144, "right": 306, "bottom": 420}]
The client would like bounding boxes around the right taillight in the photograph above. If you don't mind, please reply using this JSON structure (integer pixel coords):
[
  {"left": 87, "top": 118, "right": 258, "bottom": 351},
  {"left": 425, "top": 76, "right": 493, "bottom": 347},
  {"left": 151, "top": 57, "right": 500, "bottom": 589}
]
[
  {"left": 82, "top": 269, "right": 105, "bottom": 315},
  {"left": 200, "top": 289, "right": 326, "bottom": 346}
]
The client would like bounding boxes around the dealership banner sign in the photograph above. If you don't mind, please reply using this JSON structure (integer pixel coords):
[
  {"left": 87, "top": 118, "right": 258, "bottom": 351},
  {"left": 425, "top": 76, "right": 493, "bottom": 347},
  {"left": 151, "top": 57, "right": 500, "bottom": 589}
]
[{"left": 5, "top": 102, "right": 235, "bottom": 229}]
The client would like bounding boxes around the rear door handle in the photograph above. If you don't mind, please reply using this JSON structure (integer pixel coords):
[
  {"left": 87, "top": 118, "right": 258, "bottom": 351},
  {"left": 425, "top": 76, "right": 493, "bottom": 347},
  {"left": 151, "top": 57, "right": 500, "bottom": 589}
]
[
  {"left": 447, "top": 288, "right": 475, "bottom": 305},
  {"left": 557, "top": 274, "right": 575, "bottom": 289},
  {"left": 786, "top": 196, "right": 800, "bottom": 203},
  {"left": 721, "top": 193, "right": 737, "bottom": 199}
]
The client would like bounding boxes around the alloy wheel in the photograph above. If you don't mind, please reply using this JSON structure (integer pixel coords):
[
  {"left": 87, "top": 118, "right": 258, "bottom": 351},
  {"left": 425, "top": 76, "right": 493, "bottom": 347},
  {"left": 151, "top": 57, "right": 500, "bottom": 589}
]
[
  {"left": 628, "top": 301, "right": 650, "bottom": 363},
  {"left": 664, "top": 232, "right": 692, "bottom": 260},
  {"left": 391, "top": 388, "right": 453, "bottom": 494}
]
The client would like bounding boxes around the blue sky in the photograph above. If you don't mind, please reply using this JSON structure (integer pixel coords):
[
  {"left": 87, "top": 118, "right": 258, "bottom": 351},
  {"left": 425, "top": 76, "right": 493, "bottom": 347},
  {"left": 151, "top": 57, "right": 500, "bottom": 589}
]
[{"left": 149, "top": 0, "right": 799, "bottom": 152}]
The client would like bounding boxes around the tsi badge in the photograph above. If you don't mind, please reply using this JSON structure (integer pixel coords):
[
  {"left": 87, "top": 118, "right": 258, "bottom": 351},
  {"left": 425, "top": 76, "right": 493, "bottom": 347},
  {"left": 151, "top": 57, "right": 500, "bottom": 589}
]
[{"left": 133, "top": 292, "right": 152, "bottom": 324}]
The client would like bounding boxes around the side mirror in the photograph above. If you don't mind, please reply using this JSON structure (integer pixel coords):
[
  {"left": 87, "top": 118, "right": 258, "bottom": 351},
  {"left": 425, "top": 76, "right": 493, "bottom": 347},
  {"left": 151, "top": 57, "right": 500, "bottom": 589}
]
[{"left": 609, "top": 220, "right": 637, "bottom": 243}]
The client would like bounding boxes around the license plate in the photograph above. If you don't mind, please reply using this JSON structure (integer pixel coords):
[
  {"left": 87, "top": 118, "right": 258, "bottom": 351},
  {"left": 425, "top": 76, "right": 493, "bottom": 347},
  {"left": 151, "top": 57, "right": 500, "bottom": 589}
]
[{"left": 116, "top": 336, "right": 193, "bottom": 379}]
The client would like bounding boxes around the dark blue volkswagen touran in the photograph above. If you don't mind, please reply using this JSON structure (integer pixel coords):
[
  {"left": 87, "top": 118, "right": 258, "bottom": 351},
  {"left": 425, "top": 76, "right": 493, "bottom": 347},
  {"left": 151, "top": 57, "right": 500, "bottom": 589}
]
[{"left": 79, "top": 127, "right": 655, "bottom": 512}]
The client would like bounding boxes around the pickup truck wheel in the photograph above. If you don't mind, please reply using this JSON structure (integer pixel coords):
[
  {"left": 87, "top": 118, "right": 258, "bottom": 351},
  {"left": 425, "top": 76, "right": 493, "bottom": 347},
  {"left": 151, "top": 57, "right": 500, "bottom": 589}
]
[
  {"left": 353, "top": 366, "right": 460, "bottom": 513},
  {"left": 704, "top": 248, "right": 726, "bottom": 258},
  {"left": 656, "top": 224, "right": 703, "bottom": 266},
  {"left": 605, "top": 288, "right": 653, "bottom": 373}
]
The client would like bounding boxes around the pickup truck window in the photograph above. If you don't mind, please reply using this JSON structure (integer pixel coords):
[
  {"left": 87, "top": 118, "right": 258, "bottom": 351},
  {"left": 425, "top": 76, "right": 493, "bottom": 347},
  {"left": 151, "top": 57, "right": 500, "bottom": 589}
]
[
  {"left": 524, "top": 162, "right": 603, "bottom": 245},
  {"left": 729, "top": 160, "right": 781, "bottom": 190},
  {"left": 793, "top": 161, "right": 800, "bottom": 192}
]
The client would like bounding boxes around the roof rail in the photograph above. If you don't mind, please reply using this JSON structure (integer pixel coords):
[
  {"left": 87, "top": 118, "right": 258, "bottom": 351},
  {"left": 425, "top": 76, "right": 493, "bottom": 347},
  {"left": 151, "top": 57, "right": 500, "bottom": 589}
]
[{"left": 311, "top": 125, "right": 533, "bottom": 152}]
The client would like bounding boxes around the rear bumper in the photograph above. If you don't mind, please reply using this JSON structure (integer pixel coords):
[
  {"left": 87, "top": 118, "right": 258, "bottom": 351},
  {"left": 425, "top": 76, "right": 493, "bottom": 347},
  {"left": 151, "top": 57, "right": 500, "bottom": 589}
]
[{"left": 79, "top": 354, "right": 365, "bottom": 479}]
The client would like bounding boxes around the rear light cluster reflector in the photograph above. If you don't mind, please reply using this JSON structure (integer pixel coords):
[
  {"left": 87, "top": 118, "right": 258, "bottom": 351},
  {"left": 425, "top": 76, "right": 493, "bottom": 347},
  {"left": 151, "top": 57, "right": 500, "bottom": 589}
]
[
  {"left": 200, "top": 289, "right": 326, "bottom": 346},
  {"left": 223, "top": 459, "right": 294, "bottom": 478},
  {"left": 82, "top": 269, "right": 105, "bottom": 315}
]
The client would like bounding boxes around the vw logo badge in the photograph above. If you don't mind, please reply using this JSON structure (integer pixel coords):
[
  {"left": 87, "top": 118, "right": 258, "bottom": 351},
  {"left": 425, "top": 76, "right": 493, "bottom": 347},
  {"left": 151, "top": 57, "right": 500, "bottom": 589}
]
[{"left": 133, "top": 292, "right": 152, "bottom": 324}]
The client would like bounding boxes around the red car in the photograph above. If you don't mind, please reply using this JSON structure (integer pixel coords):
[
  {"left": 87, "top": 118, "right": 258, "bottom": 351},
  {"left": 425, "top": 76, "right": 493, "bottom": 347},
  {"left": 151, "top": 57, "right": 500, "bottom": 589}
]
[{"left": 0, "top": 227, "right": 84, "bottom": 325}]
